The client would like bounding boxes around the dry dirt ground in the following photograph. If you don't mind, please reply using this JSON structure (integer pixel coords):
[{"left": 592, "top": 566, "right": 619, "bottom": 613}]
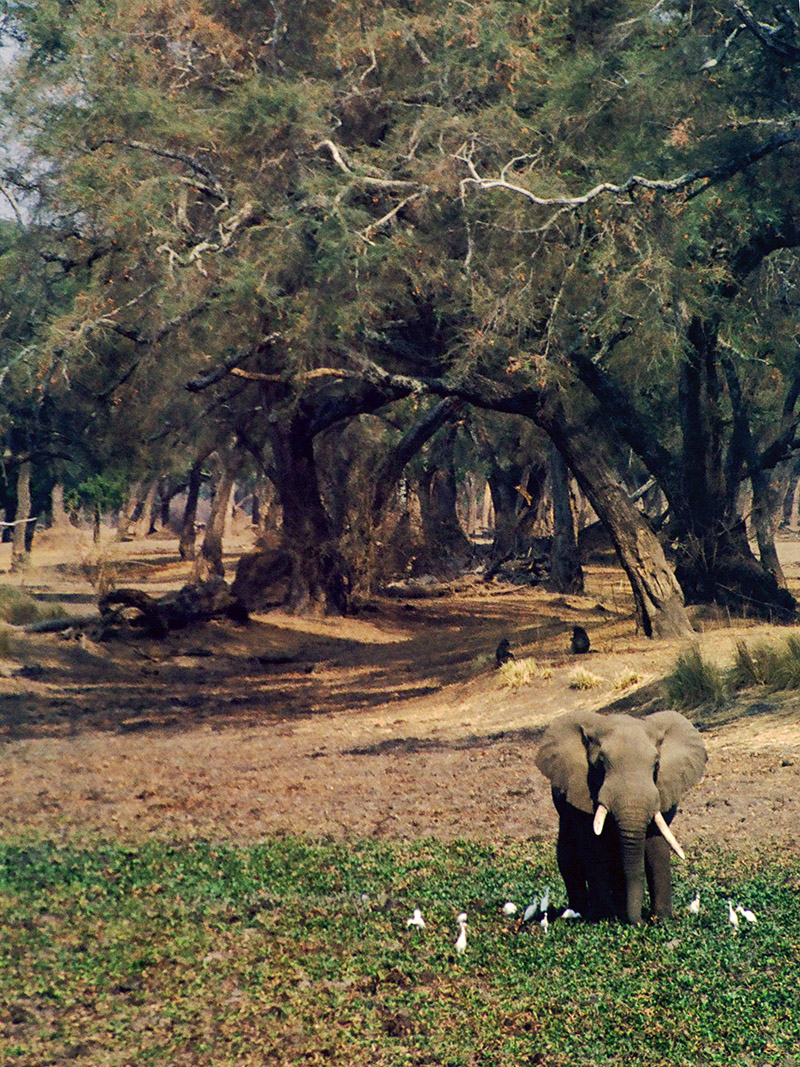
[{"left": 1, "top": 528, "right": 799, "bottom": 863}]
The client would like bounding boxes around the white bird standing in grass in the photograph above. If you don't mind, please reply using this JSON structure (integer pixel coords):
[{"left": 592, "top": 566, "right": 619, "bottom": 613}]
[
  {"left": 539, "top": 913, "right": 549, "bottom": 933},
  {"left": 727, "top": 900, "right": 739, "bottom": 929},
  {"left": 736, "top": 905, "right": 757, "bottom": 924},
  {"left": 406, "top": 908, "right": 426, "bottom": 929},
  {"left": 539, "top": 886, "right": 550, "bottom": 915},
  {"left": 560, "top": 908, "right": 581, "bottom": 919},
  {"left": 688, "top": 893, "right": 701, "bottom": 915},
  {"left": 522, "top": 898, "right": 539, "bottom": 923},
  {"left": 455, "top": 914, "right": 468, "bottom": 955},
  {"left": 502, "top": 901, "right": 517, "bottom": 915}
]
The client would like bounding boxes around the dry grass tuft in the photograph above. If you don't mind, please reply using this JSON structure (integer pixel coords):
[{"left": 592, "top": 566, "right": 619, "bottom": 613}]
[
  {"left": 498, "top": 657, "right": 552, "bottom": 689},
  {"left": 567, "top": 667, "right": 606, "bottom": 690}
]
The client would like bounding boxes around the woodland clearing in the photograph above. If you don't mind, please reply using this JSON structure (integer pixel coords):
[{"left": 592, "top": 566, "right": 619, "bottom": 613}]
[{"left": 0, "top": 528, "right": 799, "bottom": 860}]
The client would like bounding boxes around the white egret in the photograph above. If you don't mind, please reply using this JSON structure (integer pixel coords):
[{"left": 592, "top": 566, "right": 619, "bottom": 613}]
[
  {"left": 455, "top": 918, "right": 468, "bottom": 955},
  {"left": 539, "top": 913, "right": 549, "bottom": 933},
  {"left": 522, "top": 898, "right": 539, "bottom": 923},
  {"left": 561, "top": 908, "right": 581, "bottom": 920},
  {"left": 727, "top": 900, "right": 739, "bottom": 929},
  {"left": 502, "top": 901, "right": 517, "bottom": 915},
  {"left": 406, "top": 908, "right": 426, "bottom": 929},
  {"left": 736, "top": 905, "right": 757, "bottom": 924},
  {"left": 688, "top": 893, "right": 700, "bottom": 915},
  {"left": 540, "top": 886, "right": 550, "bottom": 914}
]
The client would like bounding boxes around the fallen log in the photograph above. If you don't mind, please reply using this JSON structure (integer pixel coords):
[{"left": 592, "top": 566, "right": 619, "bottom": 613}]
[{"left": 99, "top": 578, "right": 248, "bottom": 637}]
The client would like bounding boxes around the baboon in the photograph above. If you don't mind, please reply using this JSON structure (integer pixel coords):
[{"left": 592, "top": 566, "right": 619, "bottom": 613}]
[
  {"left": 495, "top": 637, "right": 515, "bottom": 668},
  {"left": 570, "top": 626, "right": 590, "bottom": 655}
]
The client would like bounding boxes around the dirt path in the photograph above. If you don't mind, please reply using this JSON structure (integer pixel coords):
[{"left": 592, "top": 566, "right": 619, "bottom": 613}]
[{"left": 1, "top": 533, "right": 799, "bottom": 859}]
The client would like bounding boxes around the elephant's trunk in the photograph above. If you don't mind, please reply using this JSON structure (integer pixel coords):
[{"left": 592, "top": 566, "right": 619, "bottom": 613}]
[{"left": 618, "top": 825, "right": 647, "bottom": 925}]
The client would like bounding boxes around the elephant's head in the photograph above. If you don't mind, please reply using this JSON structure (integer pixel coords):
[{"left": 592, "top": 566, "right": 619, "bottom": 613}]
[{"left": 535, "top": 709, "right": 707, "bottom": 924}]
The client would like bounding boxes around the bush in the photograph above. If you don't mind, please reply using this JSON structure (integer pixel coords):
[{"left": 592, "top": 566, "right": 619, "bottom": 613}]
[
  {"left": 665, "top": 644, "right": 725, "bottom": 709},
  {"left": 567, "top": 667, "right": 605, "bottom": 690}
]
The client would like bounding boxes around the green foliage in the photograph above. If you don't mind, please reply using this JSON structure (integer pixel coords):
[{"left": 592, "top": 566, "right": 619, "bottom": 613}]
[
  {"left": 64, "top": 472, "right": 127, "bottom": 516},
  {"left": 0, "top": 836, "right": 798, "bottom": 1066},
  {"left": 665, "top": 644, "right": 726, "bottom": 710}
]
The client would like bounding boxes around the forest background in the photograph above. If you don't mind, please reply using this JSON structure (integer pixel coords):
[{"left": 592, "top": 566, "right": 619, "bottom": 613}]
[{"left": 2, "top": 0, "right": 800, "bottom": 634}]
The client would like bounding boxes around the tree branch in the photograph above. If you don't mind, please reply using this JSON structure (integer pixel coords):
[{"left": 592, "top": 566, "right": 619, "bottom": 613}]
[
  {"left": 87, "top": 139, "right": 229, "bottom": 201},
  {"left": 457, "top": 125, "right": 800, "bottom": 211},
  {"left": 729, "top": 1, "right": 800, "bottom": 61},
  {"left": 314, "top": 139, "right": 423, "bottom": 191}
]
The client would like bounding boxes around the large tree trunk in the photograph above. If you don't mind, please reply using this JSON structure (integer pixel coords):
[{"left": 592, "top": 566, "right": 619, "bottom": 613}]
[
  {"left": 232, "top": 409, "right": 352, "bottom": 615},
  {"left": 133, "top": 481, "right": 158, "bottom": 540},
  {"left": 116, "top": 479, "right": 144, "bottom": 542},
  {"left": 542, "top": 406, "right": 692, "bottom": 638},
  {"left": 549, "top": 442, "right": 584, "bottom": 594},
  {"left": 571, "top": 325, "right": 796, "bottom": 620},
  {"left": 10, "top": 460, "right": 32, "bottom": 572}
]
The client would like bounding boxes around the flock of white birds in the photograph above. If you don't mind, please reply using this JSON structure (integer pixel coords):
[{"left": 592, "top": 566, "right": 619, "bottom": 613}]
[{"left": 404, "top": 889, "right": 758, "bottom": 952}]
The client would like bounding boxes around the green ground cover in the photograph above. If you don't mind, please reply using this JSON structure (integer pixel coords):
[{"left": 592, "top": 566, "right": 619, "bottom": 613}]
[{"left": 1, "top": 837, "right": 797, "bottom": 1066}]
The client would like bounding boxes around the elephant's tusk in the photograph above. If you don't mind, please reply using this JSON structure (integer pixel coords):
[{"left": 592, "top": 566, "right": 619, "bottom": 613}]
[
  {"left": 654, "top": 811, "right": 685, "bottom": 859},
  {"left": 593, "top": 804, "right": 608, "bottom": 836}
]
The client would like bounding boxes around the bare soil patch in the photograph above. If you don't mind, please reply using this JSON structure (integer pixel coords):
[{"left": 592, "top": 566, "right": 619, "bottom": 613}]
[{"left": 1, "top": 530, "right": 799, "bottom": 860}]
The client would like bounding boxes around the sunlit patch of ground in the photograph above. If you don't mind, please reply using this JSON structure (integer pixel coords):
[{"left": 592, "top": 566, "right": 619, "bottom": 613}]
[{"left": 0, "top": 526, "right": 798, "bottom": 858}]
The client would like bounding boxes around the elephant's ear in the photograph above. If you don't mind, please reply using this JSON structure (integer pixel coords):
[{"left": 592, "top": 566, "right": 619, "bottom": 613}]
[
  {"left": 535, "top": 710, "right": 605, "bottom": 814},
  {"left": 645, "top": 710, "right": 707, "bottom": 810}
]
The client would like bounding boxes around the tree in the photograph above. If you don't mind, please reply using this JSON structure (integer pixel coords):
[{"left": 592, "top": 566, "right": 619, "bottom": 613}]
[{"left": 4, "top": 0, "right": 800, "bottom": 629}]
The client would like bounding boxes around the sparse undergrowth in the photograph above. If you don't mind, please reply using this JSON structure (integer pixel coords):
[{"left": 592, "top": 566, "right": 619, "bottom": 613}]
[
  {"left": 1, "top": 837, "right": 797, "bottom": 1067},
  {"left": 0, "top": 585, "right": 67, "bottom": 627}
]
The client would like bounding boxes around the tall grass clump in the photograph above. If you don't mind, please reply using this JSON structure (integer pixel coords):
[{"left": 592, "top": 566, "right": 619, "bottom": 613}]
[
  {"left": 0, "top": 585, "right": 67, "bottom": 626},
  {"left": 567, "top": 667, "right": 606, "bottom": 690},
  {"left": 665, "top": 643, "right": 726, "bottom": 709},
  {"left": 729, "top": 635, "right": 800, "bottom": 692}
]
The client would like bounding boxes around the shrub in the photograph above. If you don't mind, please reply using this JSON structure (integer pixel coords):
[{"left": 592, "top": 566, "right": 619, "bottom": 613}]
[
  {"left": 664, "top": 644, "right": 725, "bottom": 709},
  {"left": 613, "top": 670, "right": 641, "bottom": 691}
]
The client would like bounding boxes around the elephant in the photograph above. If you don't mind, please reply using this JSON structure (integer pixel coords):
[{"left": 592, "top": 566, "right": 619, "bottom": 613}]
[{"left": 535, "top": 709, "right": 707, "bottom": 925}]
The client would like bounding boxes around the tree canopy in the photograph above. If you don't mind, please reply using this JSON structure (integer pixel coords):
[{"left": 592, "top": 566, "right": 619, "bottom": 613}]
[{"left": 2, "top": 0, "right": 800, "bottom": 628}]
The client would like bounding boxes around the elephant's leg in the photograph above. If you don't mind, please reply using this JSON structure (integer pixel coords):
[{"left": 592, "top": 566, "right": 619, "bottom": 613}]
[
  {"left": 552, "top": 793, "right": 591, "bottom": 915},
  {"left": 556, "top": 824, "right": 590, "bottom": 916},
  {"left": 644, "top": 834, "right": 673, "bottom": 919}
]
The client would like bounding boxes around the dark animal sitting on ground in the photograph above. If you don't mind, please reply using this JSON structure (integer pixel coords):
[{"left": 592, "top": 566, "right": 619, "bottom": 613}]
[
  {"left": 495, "top": 638, "right": 515, "bottom": 668},
  {"left": 570, "top": 625, "right": 590, "bottom": 654},
  {"left": 535, "top": 709, "right": 707, "bottom": 925}
]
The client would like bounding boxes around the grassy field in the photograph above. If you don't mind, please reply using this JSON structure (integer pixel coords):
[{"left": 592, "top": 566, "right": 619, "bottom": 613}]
[{"left": 1, "top": 837, "right": 798, "bottom": 1066}]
